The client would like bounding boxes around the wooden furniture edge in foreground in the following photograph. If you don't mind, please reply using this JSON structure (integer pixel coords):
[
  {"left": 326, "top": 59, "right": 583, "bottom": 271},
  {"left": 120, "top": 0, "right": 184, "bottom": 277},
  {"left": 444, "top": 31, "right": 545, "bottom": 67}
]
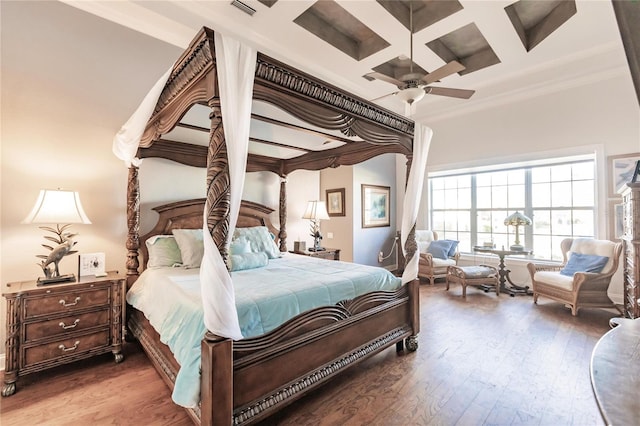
[{"left": 590, "top": 318, "right": 640, "bottom": 425}]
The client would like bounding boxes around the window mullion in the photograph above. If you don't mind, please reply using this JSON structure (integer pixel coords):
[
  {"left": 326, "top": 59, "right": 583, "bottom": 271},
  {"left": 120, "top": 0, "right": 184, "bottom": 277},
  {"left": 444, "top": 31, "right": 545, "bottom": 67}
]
[
  {"left": 524, "top": 168, "right": 533, "bottom": 250},
  {"left": 471, "top": 174, "right": 477, "bottom": 247}
]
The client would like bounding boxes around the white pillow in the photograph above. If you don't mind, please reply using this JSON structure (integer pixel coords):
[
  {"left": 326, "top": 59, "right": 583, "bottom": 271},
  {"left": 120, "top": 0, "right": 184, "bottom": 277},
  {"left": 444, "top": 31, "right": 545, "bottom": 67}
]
[
  {"left": 172, "top": 229, "right": 204, "bottom": 268},
  {"left": 233, "top": 226, "right": 281, "bottom": 259},
  {"left": 145, "top": 235, "right": 182, "bottom": 268}
]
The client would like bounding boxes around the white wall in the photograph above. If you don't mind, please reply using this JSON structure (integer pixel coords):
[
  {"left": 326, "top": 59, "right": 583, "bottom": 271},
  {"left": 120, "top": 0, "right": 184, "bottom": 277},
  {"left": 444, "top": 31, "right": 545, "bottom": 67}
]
[
  {"left": 353, "top": 154, "right": 398, "bottom": 266},
  {"left": 320, "top": 166, "right": 354, "bottom": 262}
]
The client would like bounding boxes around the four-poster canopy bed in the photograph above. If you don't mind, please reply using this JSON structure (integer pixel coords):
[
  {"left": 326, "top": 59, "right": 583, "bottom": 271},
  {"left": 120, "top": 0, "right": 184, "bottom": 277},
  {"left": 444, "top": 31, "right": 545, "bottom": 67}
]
[{"left": 122, "top": 27, "right": 425, "bottom": 425}]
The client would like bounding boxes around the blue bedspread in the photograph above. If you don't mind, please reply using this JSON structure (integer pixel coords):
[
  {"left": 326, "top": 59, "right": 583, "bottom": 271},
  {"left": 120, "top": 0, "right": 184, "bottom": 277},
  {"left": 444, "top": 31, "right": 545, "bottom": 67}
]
[{"left": 126, "top": 253, "right": 401, "bottom": 407}]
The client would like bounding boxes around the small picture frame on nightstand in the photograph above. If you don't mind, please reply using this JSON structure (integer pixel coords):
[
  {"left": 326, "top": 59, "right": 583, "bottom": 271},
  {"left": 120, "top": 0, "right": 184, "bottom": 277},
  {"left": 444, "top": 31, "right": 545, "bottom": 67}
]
[{"left": 78, "top": 252, "right": 106, "bottom": 277}]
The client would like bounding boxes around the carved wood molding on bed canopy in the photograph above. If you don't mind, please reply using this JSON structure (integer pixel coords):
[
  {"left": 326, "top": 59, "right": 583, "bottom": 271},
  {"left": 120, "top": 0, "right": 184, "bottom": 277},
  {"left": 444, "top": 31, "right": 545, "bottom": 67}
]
[{"left": 137, "top": 27, "right": 414, "bottom": 167}]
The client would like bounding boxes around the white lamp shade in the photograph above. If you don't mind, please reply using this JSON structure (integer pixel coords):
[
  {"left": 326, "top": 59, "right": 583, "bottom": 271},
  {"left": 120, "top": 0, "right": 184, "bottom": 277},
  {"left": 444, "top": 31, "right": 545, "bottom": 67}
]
[
  {"left": 22, "top": 189, "right": 91, "bottom": 224},
  {"left": 302, "top": 201, "right": 329, "bottom": 221}
]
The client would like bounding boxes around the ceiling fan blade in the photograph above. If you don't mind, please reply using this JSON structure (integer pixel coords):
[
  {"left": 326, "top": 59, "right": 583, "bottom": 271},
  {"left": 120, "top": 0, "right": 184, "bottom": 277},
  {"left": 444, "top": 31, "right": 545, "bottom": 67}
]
[
  {"left": 366, "top": 72, "right": 405, "bottom": 88},
  {"left": 421, "top": 61, "right": 466, "bottom": 85},
  {"left": 425, "top": 86, "right": 475, "bottom": 99},
  {"left": 370, "top": 91, "right": 399, "bottom": 102}
]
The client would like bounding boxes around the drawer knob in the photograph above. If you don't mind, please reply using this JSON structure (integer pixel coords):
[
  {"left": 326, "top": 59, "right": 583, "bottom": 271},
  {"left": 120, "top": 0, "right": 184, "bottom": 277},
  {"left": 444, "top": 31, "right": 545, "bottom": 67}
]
[
  {"left": 59, "top": 319, "right": 80, "bottom": 330},
  {"left": 58, "top": 341, "right": 80, "bottom": 352},
  {"left": 59, "top": 296, "right": 81, "bottom": 307}
]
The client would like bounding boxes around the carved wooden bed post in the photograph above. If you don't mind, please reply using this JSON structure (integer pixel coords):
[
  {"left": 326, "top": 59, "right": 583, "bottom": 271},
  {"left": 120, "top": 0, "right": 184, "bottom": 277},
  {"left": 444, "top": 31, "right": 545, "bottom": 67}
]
[
  {"left": 126, "top": 165, "right": 140, "bottom": 288},
  {"left": 201, "top": 94, "right": 234, "bottom": 425},
  {"left": 278, "top": 176, "right": 287, "bottom": 252},
  {"left": 403, "top": 154, "right": 418, "bottom": 271},
  {"left": 204, "top": 98, "right": 231, "bottom": 260}
]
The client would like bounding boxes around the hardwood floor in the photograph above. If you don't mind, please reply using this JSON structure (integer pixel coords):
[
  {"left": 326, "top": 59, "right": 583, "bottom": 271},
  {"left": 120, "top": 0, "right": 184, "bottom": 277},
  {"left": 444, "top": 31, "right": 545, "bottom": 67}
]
[{"left": 1, "top": 283, "right": 615, "bottom": 425}]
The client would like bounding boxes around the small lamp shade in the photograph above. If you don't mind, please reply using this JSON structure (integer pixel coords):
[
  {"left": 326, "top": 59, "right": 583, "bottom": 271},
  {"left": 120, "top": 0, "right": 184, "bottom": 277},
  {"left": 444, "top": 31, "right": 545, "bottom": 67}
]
[
  {"left": 302, "top": 201, "right": 330, "bottom": 221},
  {"left": 22, "top": 189, "right": 91, "bottom": 225},
  {"left": 504, "top": 211, "right": 532, "bottom": 227}
]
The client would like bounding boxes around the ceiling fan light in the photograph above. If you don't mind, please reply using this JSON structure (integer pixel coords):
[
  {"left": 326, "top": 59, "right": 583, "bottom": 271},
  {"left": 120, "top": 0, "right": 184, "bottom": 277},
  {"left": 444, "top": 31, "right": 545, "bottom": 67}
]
[{"left": 396, "top": 87, "right": 425, "bottom": 104}]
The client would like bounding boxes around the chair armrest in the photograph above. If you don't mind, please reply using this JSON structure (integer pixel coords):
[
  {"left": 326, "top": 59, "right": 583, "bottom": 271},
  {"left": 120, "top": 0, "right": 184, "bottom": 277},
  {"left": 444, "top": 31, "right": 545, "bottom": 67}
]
[
  {"left": 419, "top": 252, "right": 434, "bottom": 266},
  {"left": 527, "top": 262, "right": 563, "bottom": 273},
  {"left": 526, "top": 262, "right": 563, "bottom": 281}
]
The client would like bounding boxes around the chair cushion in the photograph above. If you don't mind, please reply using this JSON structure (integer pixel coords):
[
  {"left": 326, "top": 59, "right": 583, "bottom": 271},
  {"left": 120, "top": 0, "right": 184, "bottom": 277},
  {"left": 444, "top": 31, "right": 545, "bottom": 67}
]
[
  {"left": 568, "top": 238, "right": 617, "bottom": 273},
  {"left": 432, "top": 258, "right": 457, "bottom": 267},
  {"left": 534, "top": 270, "right": 574, "bottom": 291},
  {"left": 456, "top": 266, "right": 496, "bottom": 278},
  {"left": 427, "top": 240, "right": 453, "bottom": 259},
  {"left": 560, "top": 253, "right": 609, "bottom": 276},
  {"left": 415, "top": 230, "right": 435, "bottom": 253}
]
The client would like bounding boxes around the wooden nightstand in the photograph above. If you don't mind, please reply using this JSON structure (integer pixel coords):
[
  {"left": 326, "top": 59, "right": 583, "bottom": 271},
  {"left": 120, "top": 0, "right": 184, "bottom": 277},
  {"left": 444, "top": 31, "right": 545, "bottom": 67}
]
[
  {"left": 2, "top": 271, "right": 125, "bottom": 397},
  {"left": 290, "top": 248, "right": 340, "bottom": 261}
]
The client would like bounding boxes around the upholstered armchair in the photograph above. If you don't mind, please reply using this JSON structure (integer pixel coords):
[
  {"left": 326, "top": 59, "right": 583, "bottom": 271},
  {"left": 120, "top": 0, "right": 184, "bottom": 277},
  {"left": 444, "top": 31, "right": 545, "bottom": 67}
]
[
  {"left": 416, "top": 230, "right": 460, "bottom": 285},
  {"left": 527, "top": 238, "right": 623, "bottom": 316}
]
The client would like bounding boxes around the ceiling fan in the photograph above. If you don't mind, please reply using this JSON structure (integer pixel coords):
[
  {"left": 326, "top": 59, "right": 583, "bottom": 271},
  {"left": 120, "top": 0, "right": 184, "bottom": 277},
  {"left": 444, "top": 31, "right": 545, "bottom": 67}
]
[{"left": 367, "top": 2, "right": 475, "bottom": 106}]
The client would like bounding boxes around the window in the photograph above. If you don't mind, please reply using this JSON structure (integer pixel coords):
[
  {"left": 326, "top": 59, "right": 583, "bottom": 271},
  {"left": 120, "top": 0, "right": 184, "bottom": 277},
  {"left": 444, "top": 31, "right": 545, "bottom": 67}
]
[{"left": 429, "top": 156, "right": 595, "bottom": 261}]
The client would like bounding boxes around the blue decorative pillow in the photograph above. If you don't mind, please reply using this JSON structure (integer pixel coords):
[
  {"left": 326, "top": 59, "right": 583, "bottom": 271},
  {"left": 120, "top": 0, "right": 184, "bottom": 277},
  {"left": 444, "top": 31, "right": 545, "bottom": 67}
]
[
  {"left": 443, "top": 239, "right": 459, "bottom": 257},
  {"left": 560, "top": 253, "right": 609, "bottom": 276},
  {"left": 230, "top": 252, "right": 269, "bottom": 271},
  {"left": 233, "top": 226, "right": 281, "bottom": 259},
  {"left": 230, "top": 237, "right": 251, "bottom": 255},
  {"left": 427, "top": 240, "right": 453, "bottom": 260}
]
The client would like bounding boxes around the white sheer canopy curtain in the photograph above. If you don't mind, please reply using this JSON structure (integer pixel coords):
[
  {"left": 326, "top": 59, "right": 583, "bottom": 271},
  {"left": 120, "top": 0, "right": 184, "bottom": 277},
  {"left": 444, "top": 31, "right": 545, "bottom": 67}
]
[
  {"left": 401, "top": 123, "right": 432, "bottom": 284},
  {"left": 112, "top": 67, "right": 173, "bottom": 167},
  {"left": 199, "top": 33, "right": 256, "bottom": 340}
]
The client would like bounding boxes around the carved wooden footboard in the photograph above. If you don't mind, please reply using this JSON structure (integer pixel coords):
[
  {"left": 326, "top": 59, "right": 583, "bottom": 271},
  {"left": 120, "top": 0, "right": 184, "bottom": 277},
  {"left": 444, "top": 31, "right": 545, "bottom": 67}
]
[{"left": 129, "top": 279, "right": 419, "bottom": 425}]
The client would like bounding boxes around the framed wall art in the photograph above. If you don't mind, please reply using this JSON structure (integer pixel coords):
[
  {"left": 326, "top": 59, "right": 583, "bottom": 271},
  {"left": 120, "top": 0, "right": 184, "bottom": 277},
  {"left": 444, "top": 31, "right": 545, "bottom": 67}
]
[
  {"left": 608, "top": 152, "right": 640, "bottom": 197},
  {"left": 326, "top": 188, "right": 345, "bottom": 217},
  {"left": 361, "top": 184, "right": 390, "bottom": 228}
]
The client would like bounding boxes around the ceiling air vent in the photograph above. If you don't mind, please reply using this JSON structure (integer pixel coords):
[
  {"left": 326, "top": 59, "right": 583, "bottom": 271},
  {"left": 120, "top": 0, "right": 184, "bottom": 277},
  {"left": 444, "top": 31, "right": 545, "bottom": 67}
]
[{"left": 231, "top": 0, "right": 256, "bottom": 16}]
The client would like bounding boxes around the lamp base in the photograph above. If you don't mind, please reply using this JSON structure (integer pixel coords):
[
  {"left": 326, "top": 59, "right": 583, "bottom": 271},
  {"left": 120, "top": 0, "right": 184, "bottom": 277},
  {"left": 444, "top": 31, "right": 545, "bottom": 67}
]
[
  {"left": 509, "top": 244, "right": 524, "bottom": 252},
  {"left": 37, "top": 273, "right": 76, "bottom": 286}
]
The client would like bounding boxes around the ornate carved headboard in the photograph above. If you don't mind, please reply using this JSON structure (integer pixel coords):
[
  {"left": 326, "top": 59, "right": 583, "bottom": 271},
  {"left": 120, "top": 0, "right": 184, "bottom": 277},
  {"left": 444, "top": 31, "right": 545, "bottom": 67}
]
[{"left": 138, "top": 199, "right": 279, "bottom": 276}]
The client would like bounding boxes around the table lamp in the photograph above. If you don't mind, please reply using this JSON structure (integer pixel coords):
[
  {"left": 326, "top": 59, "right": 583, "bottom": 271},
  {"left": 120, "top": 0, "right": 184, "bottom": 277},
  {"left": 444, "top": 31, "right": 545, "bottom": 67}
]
[
  {"left": 504, "top": 211, "right": 531, "bottom": 251},
  {"left": 22, "top": 189, "right": 91, "bottom": 284},
  {"left": 302, "top": 200, "right": 330, "bottom": 252}
]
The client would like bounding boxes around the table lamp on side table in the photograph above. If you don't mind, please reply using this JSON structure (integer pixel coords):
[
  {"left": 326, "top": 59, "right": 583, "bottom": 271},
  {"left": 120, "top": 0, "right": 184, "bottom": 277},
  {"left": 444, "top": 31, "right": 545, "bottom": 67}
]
[
  {"left": 504, "top": 211, "right": 531, "bottom": 251},
  {"left": 302, "top": 200, "right": 330, "bottom": 252},
  {"left": 22, "top": 189, "right": 92, "bottom": 285}
]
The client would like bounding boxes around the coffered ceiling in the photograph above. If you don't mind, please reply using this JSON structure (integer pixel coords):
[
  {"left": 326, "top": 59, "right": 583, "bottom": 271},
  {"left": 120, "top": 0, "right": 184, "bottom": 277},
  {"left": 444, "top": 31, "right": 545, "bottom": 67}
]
[{"left": 62, "top": 0, "right": 630, "bottom": 122}]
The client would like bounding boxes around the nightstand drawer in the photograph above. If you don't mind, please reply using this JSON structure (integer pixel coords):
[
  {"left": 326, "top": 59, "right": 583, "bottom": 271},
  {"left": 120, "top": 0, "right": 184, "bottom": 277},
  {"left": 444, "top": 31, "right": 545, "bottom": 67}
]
[
  {"left": 23, "top": 330, "right": 111, "bottom": 367},
  {"left": 24, "top": 309, "right": 110, "bottom": 342},
  {"left": 24, "top": 287, "right": 110, "bottom": 318}
]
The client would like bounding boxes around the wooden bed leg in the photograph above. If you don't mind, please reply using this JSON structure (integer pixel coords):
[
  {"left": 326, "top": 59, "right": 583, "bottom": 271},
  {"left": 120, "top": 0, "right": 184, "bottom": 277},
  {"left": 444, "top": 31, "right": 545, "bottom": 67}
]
[
  {"left": 407, "top": 279, "right": 420, "bottom": 351},
  {"left": 201, "top": 332, "right": 233, "bottom": 426}
]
